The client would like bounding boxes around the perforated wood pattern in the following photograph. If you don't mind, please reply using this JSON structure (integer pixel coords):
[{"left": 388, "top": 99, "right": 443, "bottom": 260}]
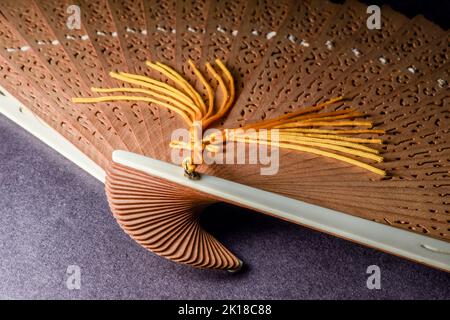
[{"left": 0, "top": 0, "right": 448, "bottom": 245}]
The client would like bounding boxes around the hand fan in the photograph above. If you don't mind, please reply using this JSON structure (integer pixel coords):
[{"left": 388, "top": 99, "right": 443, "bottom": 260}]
[{"left": 0, "top": 0, "right": 449, "bottom": 271}]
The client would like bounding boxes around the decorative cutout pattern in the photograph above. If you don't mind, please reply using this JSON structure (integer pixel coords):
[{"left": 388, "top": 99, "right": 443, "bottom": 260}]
[
  {"left": 0, "top": 0, "right": 448, "bottom": 248},
  {"left": 224, "top": 0, "right": 339, "bottom": 128}
]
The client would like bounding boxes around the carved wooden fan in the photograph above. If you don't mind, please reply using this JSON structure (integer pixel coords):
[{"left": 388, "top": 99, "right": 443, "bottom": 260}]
[{"left": 0, "top": 0, "right": 448, "bottom": 271}]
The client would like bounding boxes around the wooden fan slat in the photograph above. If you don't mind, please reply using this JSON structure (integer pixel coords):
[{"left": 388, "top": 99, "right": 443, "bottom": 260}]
[
  {"left": 0, "top": 55, "right": 108, "bottom": 168},
  {"left": 288, "top": 188, "right": 448, "bottom": 219},
  {"left": 104, "top": 0, "right": 165, "bottom": 159},
  {"left": 141, "top": 0, "right": 178, "bottom": 161},
  {"left": 294, "top": 195, "right": 447, "bottom": 236},
  {"left": 223, "top": 0, "right": 352, "bottom": 128},
  {"left": 0, "top": 11, "right": 112, "bottom": 166},
  {"left": 33, "top": 0, "right": 147, "bottom": 156},
  {"left": 301, "top": 18, "right": 446, "bottom": 112},
  {"left": 9, "top": 2, "right": 137, "bottom": 154},
  {"left": 199, "top": 0, "right": 248, "bottom": 65},
  {"left": 85, "top": 0, "right": 158, "bottom": 157},
  {"left": 224, "top": 0, "right": 296, "bottom": 99},
  {"left": 0, "top": 1, "right": 120, "bottom": 163},
  {"left": 253, "top": 5, "right": 409, "bottom": 123},
  {"left": 153, "top": 0, "right": 212, "bottom": 160},
  {"left": 175, "top": 0, "right": 211, "bottom": 74},
  {"left": 206, "top": 0, "right": 337, "bottom": 178},
  {"left": 114, "top": 209, "right": 197, "bottom": 228}
]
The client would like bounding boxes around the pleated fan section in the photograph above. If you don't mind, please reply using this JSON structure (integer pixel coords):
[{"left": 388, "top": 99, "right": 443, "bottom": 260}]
[{"left": 105, "top": 162, "right": 242, "bottom": 270}]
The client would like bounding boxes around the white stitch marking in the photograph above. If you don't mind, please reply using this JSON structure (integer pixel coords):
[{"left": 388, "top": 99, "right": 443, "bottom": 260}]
[
  {"left": 407, "top": 66, "right": 417, "bottom": 74},
  {"left": 351, "top": 48, "right": 361, "bottom": 57},
  {"left": 187, "top": 26, "right": 197, "bottom": 33},
  {"left": 266, "top": 31, "right": 276, "bottom": 40},
  {"left": 300, "top": 40, "right": 309, "bottom": 47},
  {"left": 437, "top": 79, "right": 447, "bottom": 88},
  {"left": 287, "top": 34, "right": 296, "bottom": 43}
]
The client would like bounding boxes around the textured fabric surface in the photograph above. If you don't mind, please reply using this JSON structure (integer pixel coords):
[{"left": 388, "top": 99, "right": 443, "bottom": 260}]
[{"left": 0, "top": 114, "right": 449, "bottom": 299}]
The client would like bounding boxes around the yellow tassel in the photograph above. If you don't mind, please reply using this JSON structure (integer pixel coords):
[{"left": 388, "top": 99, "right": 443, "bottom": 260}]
[{"left": 72, "top": 60, "right": 386, "bottom": 176}]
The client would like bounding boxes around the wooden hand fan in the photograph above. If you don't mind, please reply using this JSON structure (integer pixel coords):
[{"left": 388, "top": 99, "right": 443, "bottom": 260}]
[{"left": 0, "top": 0, "right": 449, "bottom": 271}]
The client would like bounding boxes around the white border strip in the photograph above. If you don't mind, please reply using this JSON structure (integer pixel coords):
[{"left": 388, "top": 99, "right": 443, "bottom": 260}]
[
  {"left": 1, "top": 85, "right": 449, "bottom": 271},
  {"left": 0, "top": 85, "right": 104, "bottom": 182}
]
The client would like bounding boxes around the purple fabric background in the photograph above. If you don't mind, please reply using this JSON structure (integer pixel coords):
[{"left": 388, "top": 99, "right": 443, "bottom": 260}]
[{"left": 0, "top": 114, "right": 449, "bottom": 299}]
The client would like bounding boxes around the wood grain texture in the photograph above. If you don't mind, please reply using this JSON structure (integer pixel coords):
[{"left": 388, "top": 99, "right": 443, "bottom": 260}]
[
  {"left": 0, "top": 0, "right": 448, "bottom": 264},
  {"left": 106, "top": 162, "right": 242, "bottom": 270}
]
